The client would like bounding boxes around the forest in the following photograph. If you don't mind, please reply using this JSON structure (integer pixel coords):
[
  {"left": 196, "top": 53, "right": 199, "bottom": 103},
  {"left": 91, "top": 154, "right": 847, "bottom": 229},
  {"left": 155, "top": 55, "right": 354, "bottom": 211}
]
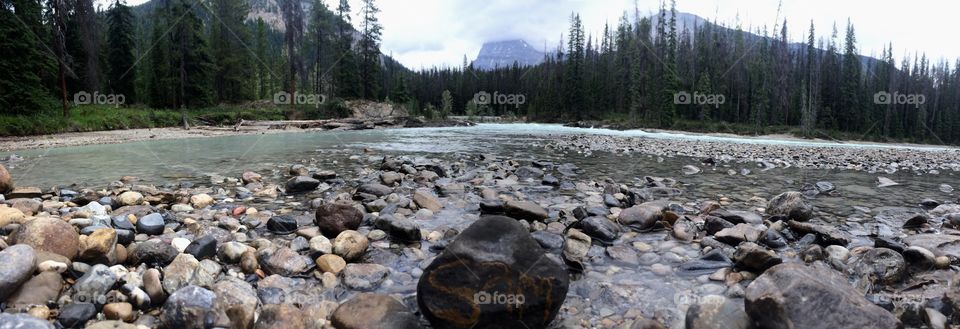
[{"left": 2, "top": 0, "right": 960, "bottom": 144}]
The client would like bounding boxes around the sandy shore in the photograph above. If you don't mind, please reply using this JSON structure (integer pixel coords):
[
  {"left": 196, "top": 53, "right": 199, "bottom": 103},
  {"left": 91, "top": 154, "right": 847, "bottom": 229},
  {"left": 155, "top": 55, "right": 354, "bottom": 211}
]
[{"left": 0, "top": 126, "right": 319, "bottom": 152}]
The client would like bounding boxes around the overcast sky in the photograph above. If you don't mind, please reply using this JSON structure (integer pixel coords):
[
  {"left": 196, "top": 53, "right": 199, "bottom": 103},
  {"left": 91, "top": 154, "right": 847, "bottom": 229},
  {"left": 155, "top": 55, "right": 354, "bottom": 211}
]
[{"left": 114, "top": 0, "right": 960, "bottom": 69}]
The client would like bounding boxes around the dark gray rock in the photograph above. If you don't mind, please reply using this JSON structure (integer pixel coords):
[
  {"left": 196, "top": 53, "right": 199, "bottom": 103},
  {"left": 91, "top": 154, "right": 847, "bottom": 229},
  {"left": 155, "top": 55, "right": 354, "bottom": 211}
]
[
  {"left": 136, "top": 213, "right": 165, "bottom": 235},
  {"left": 0, "top": 244, "right": 36, "bottom": 301},
  {"left": 504, "top": 200, "right": 548, "bottom": 221},
  {"left": 851, "top": 248, "right": 905, "bottom": 285},
  {"left": 733, "top": 242, "right": 782, "bottom": 272},
  {"left": 285, "top": 176, "right": 320, "bottom": 193},
  {"left": 374, "top": 215, "right": 422, "bottom": 242},
  {"left": 266, "top": 215, "right": 299, "bottom": 234},
  {"left": 618, "top": 203, "right": 664, "bottom": 231},
  {"left": 417, "top": 216, "right": 568, "bottom": 329},
  {"left": 578, "top": 216, "right": 621, "bottom": 246},
  {"left": 315, "top": 201, "right": 363, "bottom": 238},
  {"left": 357, "top": 183, "right": 392, "bottom": 197},
  {"left": 766, "top": 192, "right": 813, "bottom": 221},
  {"left": 745, "top": 263, "right": 901, "bottom": 329},
  {"left": 184, "top": 235, "right": 217, "bottom": 260},
  {"left": 161, "top": 285, "right": 217, "bottom": 329},
  {"left": 70, "top": 264, "right": 118, "bottom": 304},
  {"left": 787, "top": 220, "right": 851, "bottom": 246},
  {"left": 129, "top": 240, "right": 179, "bottom": 267},
  {"left": 57, "top": 303, "right": 97, "bottom": 329}
]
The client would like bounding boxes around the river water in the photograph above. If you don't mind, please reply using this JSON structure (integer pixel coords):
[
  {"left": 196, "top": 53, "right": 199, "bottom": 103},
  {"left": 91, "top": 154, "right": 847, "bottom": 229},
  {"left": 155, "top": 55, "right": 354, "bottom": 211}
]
[{"left": 2, "top": 123, "right": 958, "bottom": 327}]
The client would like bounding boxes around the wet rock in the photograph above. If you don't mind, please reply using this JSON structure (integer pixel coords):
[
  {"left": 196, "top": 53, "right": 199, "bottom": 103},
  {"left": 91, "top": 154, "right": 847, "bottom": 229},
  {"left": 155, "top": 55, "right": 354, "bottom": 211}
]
[
  {"left": 0, "top": 313, "right": 54, "bottom": 329},
  {"left": 161, "top": 285, "right": 217, "bottom": 329},
  {"left": 479, "top": 200, "right": 505, "bottom": 214},
  {"left": 516, "top": 166, "right": 544, "bottom": 179},
  {"left": 315, "top": 201, "right": 363, "bottom": 238},
  {"left": 578, "top": 216, "right": 621, "bottom": 246},
  {"left": 851, "top": 248, "right": 905, "bottom": 285},
  {"left": 71, "top": 264, "right": 117, "bottom": 304},
  {"left": 333, "top": 230, "right": 369, "bottom": 262},
  {"left": 5, "top": 271, "right": 62, "bottom": 306},
  {"left": 289, "top": 164, "right": 310, "bottom": 176},
  {"left": 267, "top": 215, "right": 299, "bottom": 234},
  {"left": 14, "top": 217, "right": 80, "bottom": 259},
  {"left": 257, "top": 246, "right": 310, "bottom": 276},
  {"left": 285, "top": 176, "right": 320, "bottom": 193},
  {"left": 78, "top": 227, "right": 117, "bottom": 264},
  {"left": 212, "top": 278, "right": 258, "bottom": 329},
  {"left": 673, "top": 218, "right": 698, "bottom": 242},
  {"left": 903, "top": 246, "right": 936, "bottom": 270},
  {"left": 874, "top": 237, "right": 907, "bottom": 253},
  {"left": 184, "top": 235, "right": 217, "bottom": 260},
  {"left": 117, "top": 192, "right": 143, "bottom": 206},
  {"left": 618, "top": 203, "right": 664, "bottom": 231},
  {"left": 766, "top": 192, "right": 813, "bottom": 221},
  {"left": 380, "top": 171, "right": 403, "bottom": 185},
  {"left": 815, "top": 181, "right": 836, "bottom": 194},
  {"left": 343, "top": 263, "right": 390, "bottom": 290},
  {"left": 714, "top": 224, "right": 764, "bottom": 245},
  {"left": 679, "top": 249, "right": 733, "bottom": 275},
  {"left": 129, "top": 240, "right": 178, "bottom": 267},
  {"left": 417, "top": 216, "right": 568, "bottom": 329},
  {"left": 745, "top": 263, "right": 901, "bottom": 329},
  {"left": 374, "top": 215, "right": 422, "bottom": 242},
  {"left": 412, "top": 189, "right": 443, "bottom": 212},
  {"left": 920, "top": 199, "right": 940, "bottom": 209},
  {"left": 358, "top": 183, "right": 392, "bottom": 197},
  {"left": 759, "top": 229, "right": 788, "bottom": 249},
  {"left": 541, "top": 174, "right": 560, "bottom": 186},
  {"left": 57, "top": 303, "right": 97, "bottom": 328},
  {"left": 682, "top": 165, "right": 701, "bottom": 175},
  {"left": 685, "top": 295, "right": 751, "bottom": 329},
  {"left": 712, "top": 209, "right": 764, "bottom": 225},
  {"left": 316, "top": 254, "right": 346, "bottom": 274},
  {"left": 562, "top": 228, "right": 591, "bottom": 270},
  {"left": 704, "top": 216, "right": 734, "bottom": 235},
  {"left": 0, "top": 244, "right": 37, "bottom": 301},
  {"left": 787, "top": 220, "right": 850, "bottom": 246},
  {"left": 504, "top": 200, "right": 548, "bottom": 221},
  {"left": 255, "top": 304, "right": 305, "bottom": 329},
  {"left": 903, "top": 234, "right": 960, "bottom": 259},
  {"left": 531, "top": 231, "right": 564, "bottom": 250},
  {"left": 331, "top": 293, "right": 419, "bottom": 329},
  {"left": 136, "top": 213, "right": 165, "bottom": 235},
  {"left": 733, "top": 242, "right": 782, "bottom": 272}
]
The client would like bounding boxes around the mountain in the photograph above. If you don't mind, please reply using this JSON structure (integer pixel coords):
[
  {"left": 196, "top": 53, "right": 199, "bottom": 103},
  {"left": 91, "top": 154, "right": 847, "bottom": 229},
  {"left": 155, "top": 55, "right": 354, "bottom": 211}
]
[{"left": 471, "top": 40, "right": 545, "bottom": 71}]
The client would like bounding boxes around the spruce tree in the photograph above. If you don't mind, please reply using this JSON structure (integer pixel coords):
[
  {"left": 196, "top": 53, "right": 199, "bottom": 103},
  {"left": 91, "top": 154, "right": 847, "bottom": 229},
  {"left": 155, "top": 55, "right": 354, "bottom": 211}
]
[
  {"left": 107, "top": 0, "right": 136, "bottom": 101},
  {"left": 358, "top": 0, "right": 382, "bottom": 100},
  {"left": 210, "top": 0, "right": 254, "bottom": 102}
]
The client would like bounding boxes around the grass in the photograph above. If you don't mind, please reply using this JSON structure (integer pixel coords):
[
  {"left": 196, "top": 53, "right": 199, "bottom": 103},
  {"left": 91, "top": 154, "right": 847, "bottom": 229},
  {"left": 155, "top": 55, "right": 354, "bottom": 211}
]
[{"left": 0, "top": 104, "right": 290, "bottom": 137}]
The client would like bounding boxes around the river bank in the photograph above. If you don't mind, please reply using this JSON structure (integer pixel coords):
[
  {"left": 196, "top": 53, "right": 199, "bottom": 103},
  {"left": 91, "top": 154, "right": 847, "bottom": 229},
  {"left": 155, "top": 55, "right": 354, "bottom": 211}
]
[{"left": 0, "top": 145, "right": 957, "bottom": 328}]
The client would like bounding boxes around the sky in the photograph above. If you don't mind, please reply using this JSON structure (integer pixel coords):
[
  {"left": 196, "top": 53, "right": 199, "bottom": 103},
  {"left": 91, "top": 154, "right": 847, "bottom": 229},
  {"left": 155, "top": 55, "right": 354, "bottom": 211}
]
[{"left": 113, "top": 0, "right": 960, "bottom": 69}]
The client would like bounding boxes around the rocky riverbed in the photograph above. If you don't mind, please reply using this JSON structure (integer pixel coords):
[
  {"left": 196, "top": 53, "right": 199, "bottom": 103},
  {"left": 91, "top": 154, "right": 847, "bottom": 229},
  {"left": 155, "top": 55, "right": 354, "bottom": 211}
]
[
  {"left": 0, "top": 142, "right": 959, "bottom": 328},
  {"left": 550, "top": 133, "right": 960, "bottom": 174}
]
